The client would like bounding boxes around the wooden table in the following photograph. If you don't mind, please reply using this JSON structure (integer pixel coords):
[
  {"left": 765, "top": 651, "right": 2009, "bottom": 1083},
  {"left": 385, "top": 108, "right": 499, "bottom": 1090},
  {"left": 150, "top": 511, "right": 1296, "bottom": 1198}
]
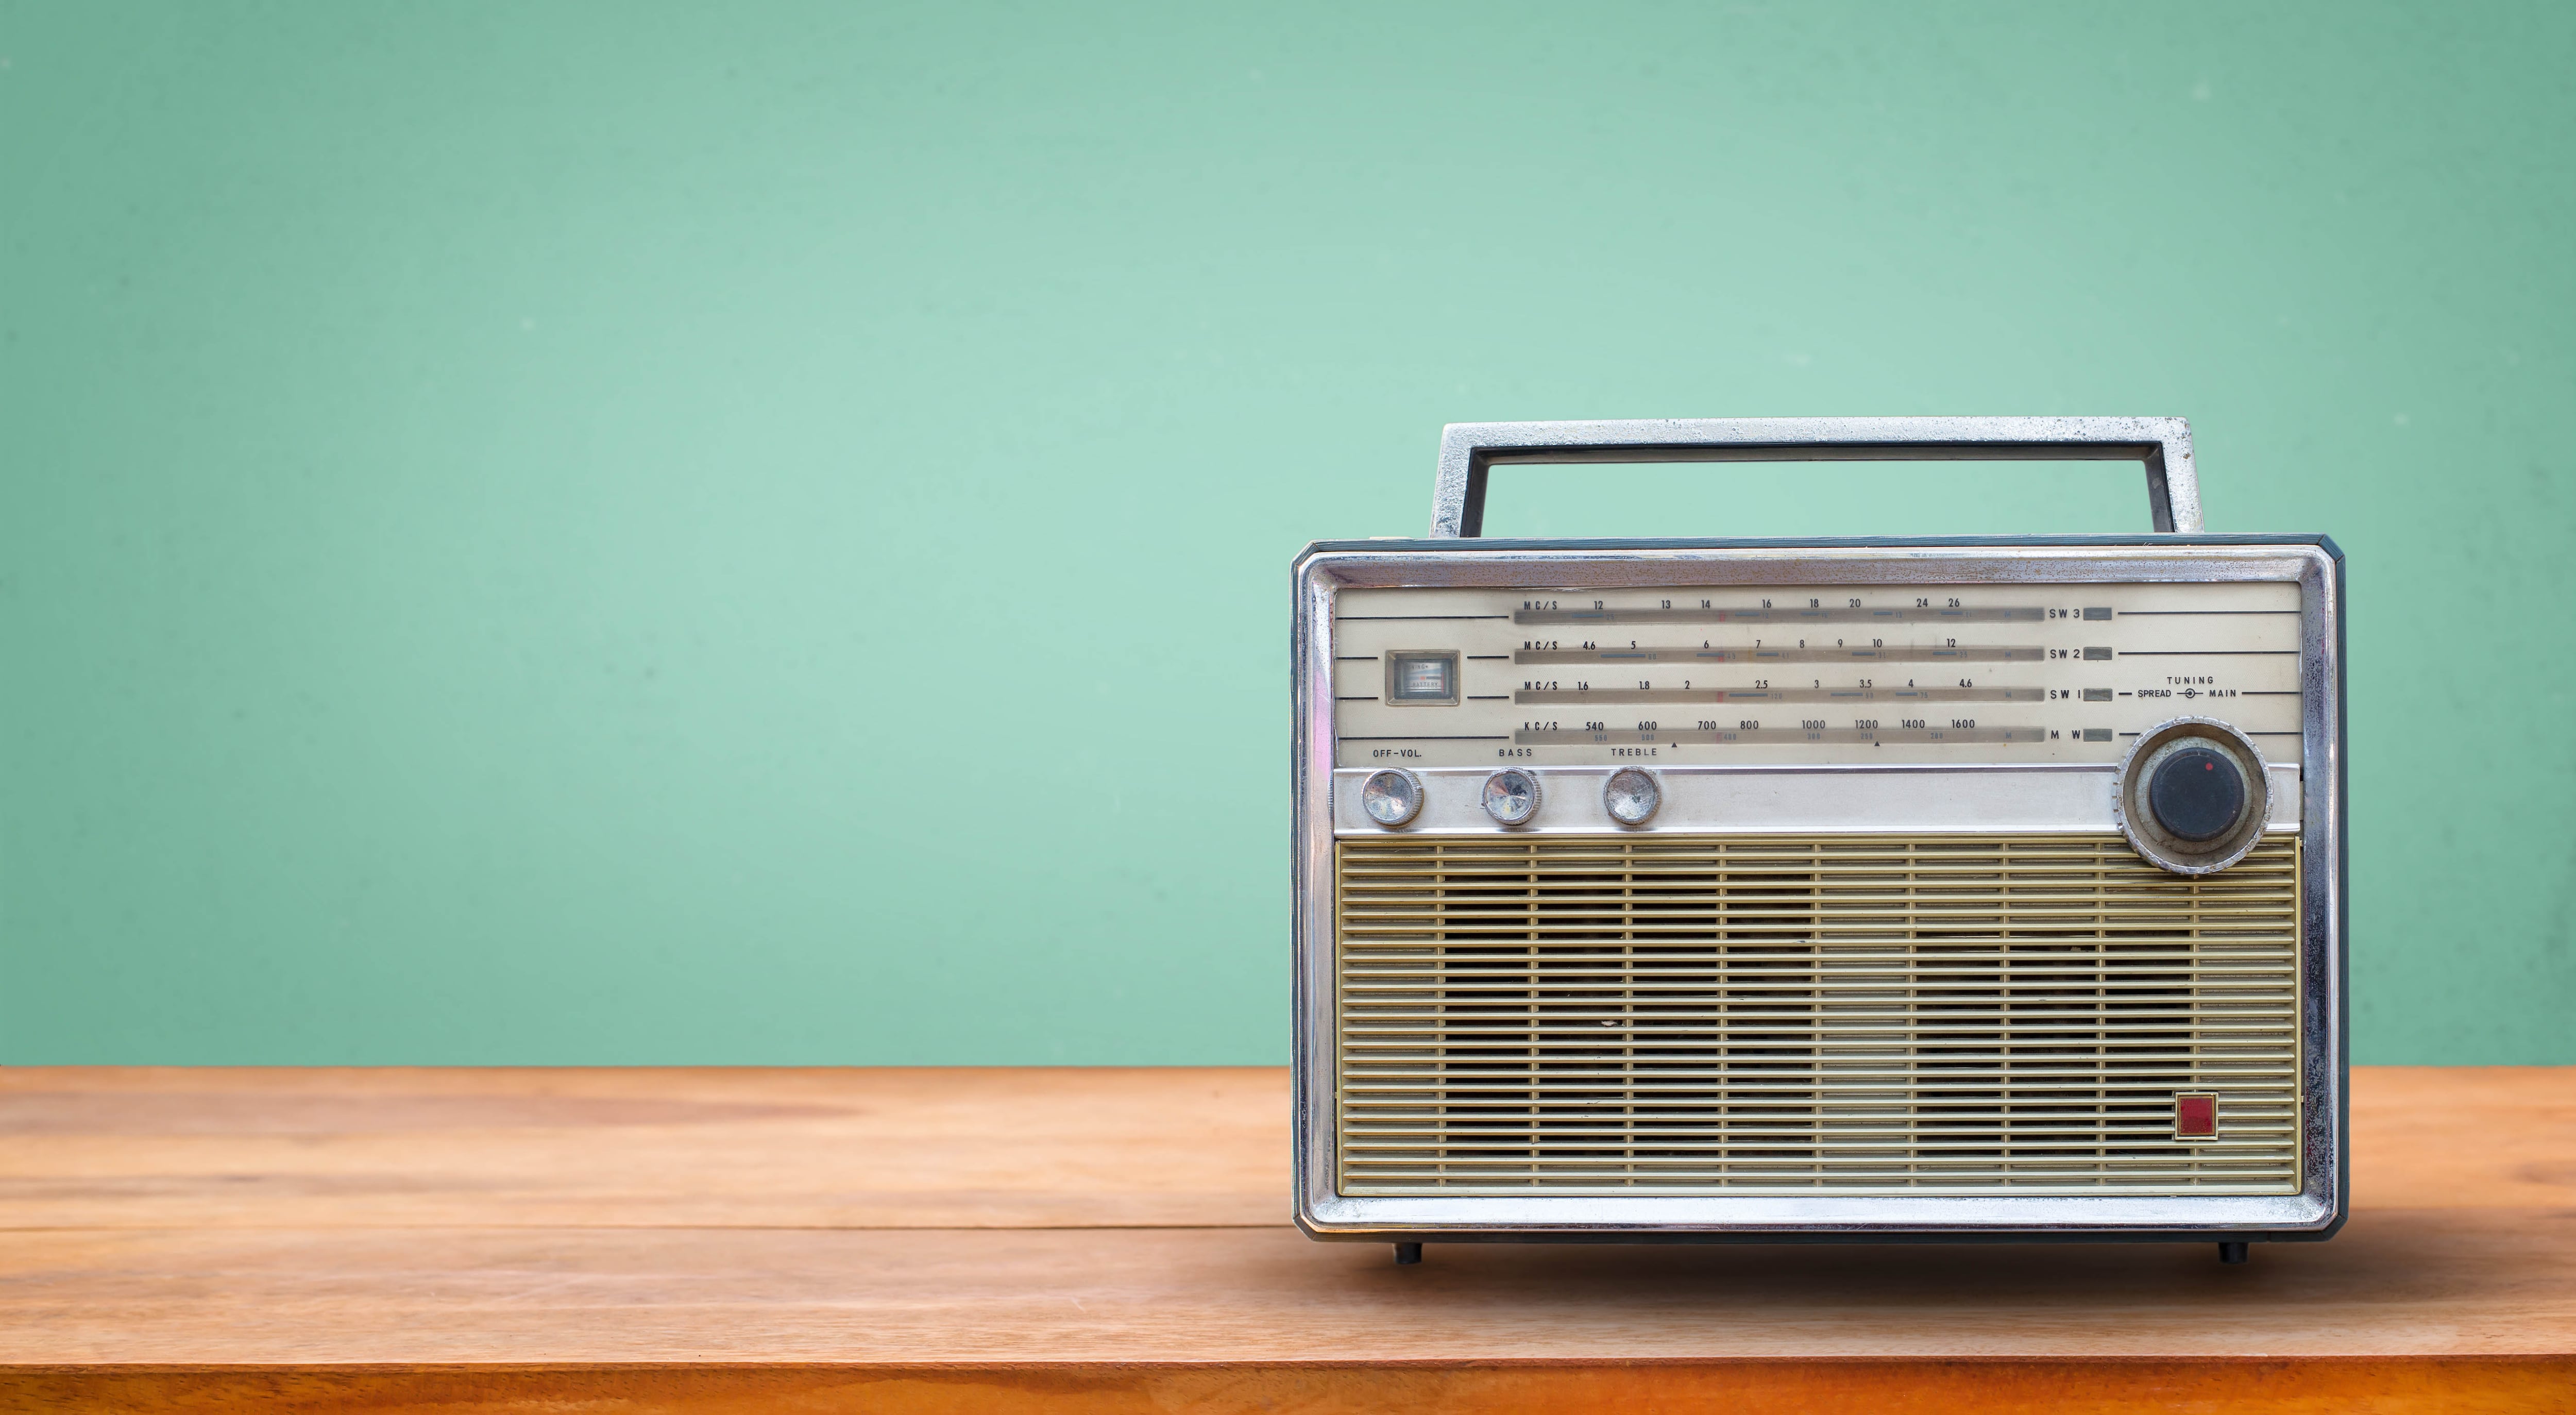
[{"left": 2, "top": 1066, "right": 2569, "bottom": 1412}]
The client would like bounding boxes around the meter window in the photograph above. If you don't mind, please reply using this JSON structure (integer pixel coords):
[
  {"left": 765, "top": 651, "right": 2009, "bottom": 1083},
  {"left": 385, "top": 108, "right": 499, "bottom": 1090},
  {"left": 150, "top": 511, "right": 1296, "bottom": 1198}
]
[{"left": 1385, "top": 651, "right": 1460, "bottom": 706}]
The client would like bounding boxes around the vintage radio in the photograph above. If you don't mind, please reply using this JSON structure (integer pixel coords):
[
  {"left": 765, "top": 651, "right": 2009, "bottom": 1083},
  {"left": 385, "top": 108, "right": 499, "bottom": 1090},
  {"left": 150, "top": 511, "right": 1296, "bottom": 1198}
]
[{"left": 1291, "top": 418, "right": 2344, "bottom": 1266}]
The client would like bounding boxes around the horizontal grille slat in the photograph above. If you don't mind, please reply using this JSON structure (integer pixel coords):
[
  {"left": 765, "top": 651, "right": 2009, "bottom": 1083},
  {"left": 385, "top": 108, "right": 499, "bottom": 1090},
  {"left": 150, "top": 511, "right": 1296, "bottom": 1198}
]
[{"left": 1335, "top": 833, "right": 2302, "bottom": 1198}]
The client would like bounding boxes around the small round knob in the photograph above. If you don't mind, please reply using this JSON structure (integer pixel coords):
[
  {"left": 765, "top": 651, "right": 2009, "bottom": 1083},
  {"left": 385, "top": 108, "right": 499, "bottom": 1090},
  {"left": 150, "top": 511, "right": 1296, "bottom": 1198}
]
[
  {"left": 1481, "top": 768, "right": 1543, "bottom": 826},
  {"left": 1602, "top": 767, "right": 1661, "bottom": 826},
  {"left": 1360, "top": 768, "right": 1423, "bottom": 828},
  {"left": 2148, "top": 746, "right": 2247, "bottom": 842}
]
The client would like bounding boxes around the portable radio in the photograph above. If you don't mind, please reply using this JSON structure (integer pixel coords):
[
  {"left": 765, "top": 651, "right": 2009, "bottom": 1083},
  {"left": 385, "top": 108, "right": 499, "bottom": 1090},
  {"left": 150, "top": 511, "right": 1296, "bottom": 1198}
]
[{"left": 1290, "top": 418, "right": 2344, "bottom": 1266}]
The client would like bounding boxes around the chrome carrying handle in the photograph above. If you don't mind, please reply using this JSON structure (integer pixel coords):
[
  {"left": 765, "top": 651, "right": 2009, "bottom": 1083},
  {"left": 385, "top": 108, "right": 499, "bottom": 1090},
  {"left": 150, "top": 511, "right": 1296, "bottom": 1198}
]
[{"left": 1430, "top": 416, "right": 2201, "bottom": 537}]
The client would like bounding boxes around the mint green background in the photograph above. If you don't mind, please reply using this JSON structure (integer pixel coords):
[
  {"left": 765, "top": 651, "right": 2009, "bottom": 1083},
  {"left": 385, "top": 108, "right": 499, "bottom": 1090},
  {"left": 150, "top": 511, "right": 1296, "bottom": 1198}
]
[{"left": 3, "top": 3, "right": 2569, "bottom": 1064}]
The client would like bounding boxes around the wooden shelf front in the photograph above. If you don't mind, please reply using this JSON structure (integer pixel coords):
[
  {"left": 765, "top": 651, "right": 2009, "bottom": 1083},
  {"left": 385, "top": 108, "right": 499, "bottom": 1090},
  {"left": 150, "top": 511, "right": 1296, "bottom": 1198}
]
[{"left": 2, "top": 1066, "right": 2570, "bottom": 1412}]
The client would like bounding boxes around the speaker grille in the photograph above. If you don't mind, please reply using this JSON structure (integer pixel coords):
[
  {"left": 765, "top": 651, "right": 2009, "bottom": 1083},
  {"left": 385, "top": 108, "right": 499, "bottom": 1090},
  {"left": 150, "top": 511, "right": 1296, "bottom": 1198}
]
[{"left": 1334, "top": 834, "right": 2301, "bottom": 1196}]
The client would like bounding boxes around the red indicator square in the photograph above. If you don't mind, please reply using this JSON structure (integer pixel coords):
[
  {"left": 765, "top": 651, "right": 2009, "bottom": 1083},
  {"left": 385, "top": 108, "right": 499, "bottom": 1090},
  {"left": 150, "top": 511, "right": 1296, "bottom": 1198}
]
[{"left": 2175, "top": 1092, "right": 2219, "bottom": 1138}]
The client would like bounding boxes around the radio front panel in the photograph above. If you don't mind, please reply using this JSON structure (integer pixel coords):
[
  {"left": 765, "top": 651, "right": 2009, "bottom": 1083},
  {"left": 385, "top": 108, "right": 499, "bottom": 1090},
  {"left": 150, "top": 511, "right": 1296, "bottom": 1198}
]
[{"left": 1291, "top": 537, "right": 2345, "bottom": 1248}]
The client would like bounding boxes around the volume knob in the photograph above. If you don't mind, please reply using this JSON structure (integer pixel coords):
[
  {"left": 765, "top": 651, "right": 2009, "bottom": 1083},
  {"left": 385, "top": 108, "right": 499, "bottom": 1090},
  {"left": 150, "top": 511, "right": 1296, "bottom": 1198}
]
[{"left": 1360, "top": 768, "right": 1425, "bottom": 828}]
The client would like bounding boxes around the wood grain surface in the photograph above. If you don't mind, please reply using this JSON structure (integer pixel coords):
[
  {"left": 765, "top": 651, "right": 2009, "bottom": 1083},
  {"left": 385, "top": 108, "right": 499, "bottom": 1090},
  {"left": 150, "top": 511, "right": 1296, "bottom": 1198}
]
[
  {"left": 2, "top": 1066, "right": 2570, "bottom": 1412},
  {"left": 0, "top": 1066, "right": 1284, "bottom": 1229}
]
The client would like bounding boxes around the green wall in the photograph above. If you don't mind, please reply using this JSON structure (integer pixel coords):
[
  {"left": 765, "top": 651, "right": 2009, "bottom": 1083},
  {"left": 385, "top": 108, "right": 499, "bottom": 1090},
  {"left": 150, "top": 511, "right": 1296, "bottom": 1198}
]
[{"left": 3, "top": 2, "right": 2569, "bottom": 1064}]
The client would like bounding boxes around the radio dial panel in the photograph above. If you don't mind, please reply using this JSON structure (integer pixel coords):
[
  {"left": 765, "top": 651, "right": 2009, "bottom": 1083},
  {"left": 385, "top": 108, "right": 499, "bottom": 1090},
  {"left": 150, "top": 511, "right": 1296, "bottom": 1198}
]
[{"left": 1332, "top": 580, "right": 2300, "bottom": 769}]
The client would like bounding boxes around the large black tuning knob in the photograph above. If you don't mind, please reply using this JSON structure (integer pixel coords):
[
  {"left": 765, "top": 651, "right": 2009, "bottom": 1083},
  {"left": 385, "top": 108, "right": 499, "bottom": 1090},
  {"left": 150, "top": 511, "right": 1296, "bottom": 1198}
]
[
  {"left": 2115, "top": 720, "right": 2270, "bottom": 875},
  {"left": 2147, "top": 745, "right": 2248, "bottom": 842}
]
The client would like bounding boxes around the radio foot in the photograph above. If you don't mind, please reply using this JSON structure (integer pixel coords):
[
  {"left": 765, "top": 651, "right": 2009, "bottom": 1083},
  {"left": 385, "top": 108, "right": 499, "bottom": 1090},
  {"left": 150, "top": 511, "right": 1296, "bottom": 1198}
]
[
  {"left": 1394, "top": 1242, "right": 1422, "bottom": 1266},
  {"left": 2219, "top": 1242, "right": 2249, "bottom": 1265}
]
